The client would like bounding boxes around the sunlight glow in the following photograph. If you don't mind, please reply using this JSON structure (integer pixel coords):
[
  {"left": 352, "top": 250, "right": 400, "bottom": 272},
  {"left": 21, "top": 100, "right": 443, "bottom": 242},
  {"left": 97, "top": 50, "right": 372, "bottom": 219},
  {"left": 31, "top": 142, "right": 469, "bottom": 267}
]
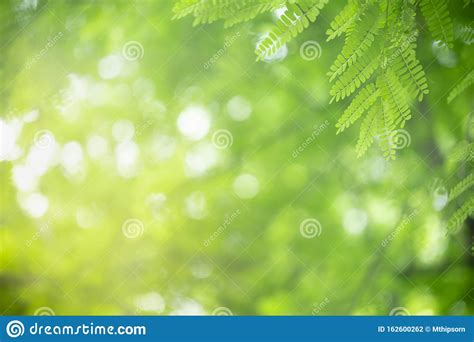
[
  {"left": 418, "top": 217, "right": 447, "bottom": 264},
  {"left": 112, "top": 120, "right": 135, "bottom": 142},
  {"left": 98, "top": 54, "right": 124, "bottom": 79},
  {"left": 115, "top": 141, "right": 140, "bottom": 178},
  {"left": 170, "top": 298, "right": 205, "bottom": 315},
  {"left": 343, "top": 208, "right": 368, "bottom": 235},
  {"left": 76, "top": 205, "right": 101, "bottom": 229},
  {"left": 227, "top": 96, "right": 252, "bottom": 121},
  {"left": 19, "top": 192, "right": 49, "bottom": 218},
  {"left": 184, "top": 143, "right": 218, "bottom": 177},
  {"left": 177, "top": 106, "right": 211, "bottom": 140},
  {"left": 233, "top": 174, "right": 260, "bottom": 199},
  {"left": 135, "top": 292, "right": 165, "bottom": 313},
  {"left": 185, "top": 192, "right": 207, "bottom": 220},
  {"left": 12, "top": 165, "right": 38, "bottom": 192},
  {"left": 147, "top": 193, "right": 167, "bottom": 219},
  {"left": 86, "top": 134, "right": 109, "bottom": 160},
  {"left": 0, "top": 118, "right": 23, "bottom": 161},
  {"left": 148, "top": 134, "right": 176, "bottom": 162},
  {"left": 61, "top": 142, "right": 84, "bottom": 178}
]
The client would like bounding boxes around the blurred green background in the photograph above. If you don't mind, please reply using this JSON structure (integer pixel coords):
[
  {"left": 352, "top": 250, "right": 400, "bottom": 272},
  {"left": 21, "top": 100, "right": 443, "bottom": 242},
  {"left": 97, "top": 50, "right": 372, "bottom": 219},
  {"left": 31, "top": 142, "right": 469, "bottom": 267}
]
[{"left": 0, "top": 0, "right": 472, "bottom": 315}]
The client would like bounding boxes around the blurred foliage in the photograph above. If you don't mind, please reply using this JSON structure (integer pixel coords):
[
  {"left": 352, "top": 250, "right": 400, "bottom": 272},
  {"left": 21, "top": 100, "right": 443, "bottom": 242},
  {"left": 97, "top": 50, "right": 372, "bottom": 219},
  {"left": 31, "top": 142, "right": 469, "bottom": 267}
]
[
  {"left": 0, "top": 0, "right": 473, "bottom": 316},
  {"left": 174, "top": 0, "right": 471, "bottom": 160}
]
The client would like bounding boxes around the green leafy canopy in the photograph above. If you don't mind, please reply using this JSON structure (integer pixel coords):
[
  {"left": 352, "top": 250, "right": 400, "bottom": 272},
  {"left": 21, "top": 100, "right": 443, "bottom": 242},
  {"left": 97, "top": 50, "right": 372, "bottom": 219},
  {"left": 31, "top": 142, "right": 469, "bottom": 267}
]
[{"left": 172, "top": 0, "right": 459, "bottom": 159}]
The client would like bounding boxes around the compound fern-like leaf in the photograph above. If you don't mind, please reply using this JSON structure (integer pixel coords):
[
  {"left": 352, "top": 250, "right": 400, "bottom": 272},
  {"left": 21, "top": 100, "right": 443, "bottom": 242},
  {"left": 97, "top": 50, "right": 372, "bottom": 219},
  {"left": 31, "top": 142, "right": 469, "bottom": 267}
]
[
  {"left": 329, "top": 46, "right": 379, "bottom": 102},
  {"left": 256, "top": 0, "right": 327, "bottom": 60},
  {"left": 447, "top": 70, "right": 474, "bottom": 103},
  {"left": 449, "top": 172, "right": 474, "bottom": 203},
  {"left": 224, "top": 1, "right": 287, "bottom": 27},
  {"left": 447, "top": 196, "right": 474, "bottom": 232},
  {"left": 335, "top": 83, "right": 379, "bottom": 134},
  {"left": 419, "top": 0, "right": 454, "bottom": 48},
  {"left": 172, "top": 0, "right": 286, "bottom": 26},
  {"left": 389, "top": 39, "right": 429, "bottom": 101},
  {"left": 355, "top": 101, "right": 380, "bottom": 157},
  {"left": 326, "top": 1, "right": 360, "bottom": 41},
  {"left": 377, "top": 70, "right": 412, "bottom": 129},
  {"left": 450, "top": 141, "right": 474, "bottom": 162},
  {"left": 327, "top": 8, "right": 381, "bottom": 81}
]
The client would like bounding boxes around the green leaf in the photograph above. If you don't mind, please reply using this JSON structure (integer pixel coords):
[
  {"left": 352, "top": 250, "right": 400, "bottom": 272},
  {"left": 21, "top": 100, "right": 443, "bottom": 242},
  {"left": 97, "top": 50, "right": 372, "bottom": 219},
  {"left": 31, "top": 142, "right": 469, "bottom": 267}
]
[
  {"left": 447, "top": 196, "right": 474, "bottom": 233},
  {"left": 355, "top": 101, "right": 380, "bottom": 157},
  {"left": 419, "top": 0, "right": 454, "bottom": 48},
  {"left": 255, "top": 0, "right": 328, "bottom": 61},
  {"left": 447, "top": 70, "right": 474, "bottom": 103},
  {"left": 327, "top": 7, "right": 381, "bottom": 82},
  {"left": 335, "top": 83, "right": 379, "bottom": 134},
  {"left": 449, "top": 172, "right": 474, "bottom": 203}
]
